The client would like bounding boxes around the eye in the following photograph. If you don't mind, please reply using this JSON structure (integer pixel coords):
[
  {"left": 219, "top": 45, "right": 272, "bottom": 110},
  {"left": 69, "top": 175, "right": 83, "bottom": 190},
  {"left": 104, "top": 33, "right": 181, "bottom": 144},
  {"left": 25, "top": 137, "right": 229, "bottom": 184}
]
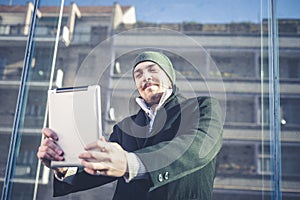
[
  {"left": 134, "top": 72, "right": 142, "bottom": 79},
  {"left": 149, "top": 67, "right": 158, "bottom": 73}
]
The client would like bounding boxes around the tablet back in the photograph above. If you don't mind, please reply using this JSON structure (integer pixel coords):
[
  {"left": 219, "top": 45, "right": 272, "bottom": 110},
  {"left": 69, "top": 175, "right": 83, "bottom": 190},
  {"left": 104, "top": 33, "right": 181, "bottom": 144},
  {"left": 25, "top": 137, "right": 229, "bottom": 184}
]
[{"left": 48, "top": 85, "right": 101, "bottom": 168}]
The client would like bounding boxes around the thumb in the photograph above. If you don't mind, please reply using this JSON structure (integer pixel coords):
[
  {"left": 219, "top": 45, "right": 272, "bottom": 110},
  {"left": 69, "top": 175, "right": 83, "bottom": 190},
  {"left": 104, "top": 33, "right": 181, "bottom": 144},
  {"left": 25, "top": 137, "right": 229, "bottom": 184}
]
[{"left": 99, "top": 136, "right": 106, "bottom": 142}]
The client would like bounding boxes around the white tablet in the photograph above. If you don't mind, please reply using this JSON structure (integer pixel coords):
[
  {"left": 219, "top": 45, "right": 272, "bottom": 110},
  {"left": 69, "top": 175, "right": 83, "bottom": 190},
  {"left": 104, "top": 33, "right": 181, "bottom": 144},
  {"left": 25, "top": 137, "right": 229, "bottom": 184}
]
[{"left": 48, "top": 85, "right": 102, "bottom": 168}]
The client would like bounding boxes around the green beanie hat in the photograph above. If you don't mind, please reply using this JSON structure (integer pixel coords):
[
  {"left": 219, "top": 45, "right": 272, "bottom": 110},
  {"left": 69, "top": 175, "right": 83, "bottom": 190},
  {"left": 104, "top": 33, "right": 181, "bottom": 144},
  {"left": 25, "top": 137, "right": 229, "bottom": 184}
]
[{"left": 133, "top": 51, "right": 176, "bottom": 85}]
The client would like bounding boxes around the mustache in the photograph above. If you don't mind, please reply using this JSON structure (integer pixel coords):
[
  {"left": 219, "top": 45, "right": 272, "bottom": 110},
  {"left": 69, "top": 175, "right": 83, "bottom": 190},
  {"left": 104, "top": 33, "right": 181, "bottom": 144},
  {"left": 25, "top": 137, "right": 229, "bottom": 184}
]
[
  {"left": 142, "top": 81, "right": 159, "bottom": 90},
  {"left": 142, "top": 80, "right": 171, "bottom": 90}
]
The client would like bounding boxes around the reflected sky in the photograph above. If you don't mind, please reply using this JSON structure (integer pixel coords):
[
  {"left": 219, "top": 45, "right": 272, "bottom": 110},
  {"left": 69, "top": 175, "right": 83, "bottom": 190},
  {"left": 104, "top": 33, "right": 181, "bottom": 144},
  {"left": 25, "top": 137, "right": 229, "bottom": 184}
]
[{"left": 6, "top": 0, "right": 300, "bottom": 23}]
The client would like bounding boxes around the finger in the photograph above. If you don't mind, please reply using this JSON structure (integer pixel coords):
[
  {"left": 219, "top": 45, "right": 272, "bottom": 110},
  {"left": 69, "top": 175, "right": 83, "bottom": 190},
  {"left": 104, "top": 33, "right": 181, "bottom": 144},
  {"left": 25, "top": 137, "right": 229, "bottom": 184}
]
[
  {"left": 42, "top": 138, "right": 63, "bottom": 155},
  {"left": 78, "top": 151, "right": 94, "bottom": 159},
  {"left": 84, "top": 140, "right": 98, "bottom": 150},
  {"left": 83, "top": 168, "right": 96, "bottom": 175},
  {"left": 79, "top": 151, "right": 108, "bottom": 163},
  {"left": 37, "top": 146, "right": 55, "bottom": 160},
  {"left": 42, "top": 128, "right": 58, "bottom": 141},
  {"left": 97, "top": 140, "right": 111, "bottom": 152},
  {"left": 37, "top": 150, "right": 52, "bottom": 161},
  {"left": 99, "top": 136, "right": 106, "bottom": 142},
  {"left": 81, "top": 159, "right": 107, "bottom": 171},
  {"left": 83, "top": 167, "right": 108, "bottom": 176},
  {"left": 85, "top": 140, "right": 108, "bottom": 151},
  {"left": 38, "top": 146, "right": 64, "bottom": 161},
  {"left": 37, "top": 151, "right": 62, "bottom": 162}
]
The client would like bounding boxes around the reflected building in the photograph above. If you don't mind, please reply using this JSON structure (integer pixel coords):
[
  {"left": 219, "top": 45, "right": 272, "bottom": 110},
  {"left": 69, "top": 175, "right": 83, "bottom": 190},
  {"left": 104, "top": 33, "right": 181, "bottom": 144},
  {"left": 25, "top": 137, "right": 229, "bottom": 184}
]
[{"left": 0, "top": 2, "right": 299, "bottom": 200}]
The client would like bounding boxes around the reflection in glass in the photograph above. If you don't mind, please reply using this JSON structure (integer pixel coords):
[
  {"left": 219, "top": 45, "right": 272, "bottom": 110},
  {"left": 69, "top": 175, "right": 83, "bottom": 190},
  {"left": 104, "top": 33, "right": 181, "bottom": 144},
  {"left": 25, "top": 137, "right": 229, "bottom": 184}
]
[{"left": 0, "top": 0, "right": 299, "bottom": 199}]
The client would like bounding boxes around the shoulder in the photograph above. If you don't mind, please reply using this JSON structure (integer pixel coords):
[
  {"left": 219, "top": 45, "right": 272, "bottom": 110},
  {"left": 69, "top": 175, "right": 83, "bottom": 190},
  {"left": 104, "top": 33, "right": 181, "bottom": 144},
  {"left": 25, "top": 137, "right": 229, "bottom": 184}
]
[
  {"left": 185, "top": 96, "right": 219, "bottom": 104},
  {"left": 179, "top": 96, "right": 220, "bottom": 109},
  {"left": 165, "top": 94, "right": 221, "bottom": 114},
  {"left": 197, "top": 96, "right": 220, "bottom": 107},
  {"left": 178, "top": 96, "right": 223, "bottom": 122}
]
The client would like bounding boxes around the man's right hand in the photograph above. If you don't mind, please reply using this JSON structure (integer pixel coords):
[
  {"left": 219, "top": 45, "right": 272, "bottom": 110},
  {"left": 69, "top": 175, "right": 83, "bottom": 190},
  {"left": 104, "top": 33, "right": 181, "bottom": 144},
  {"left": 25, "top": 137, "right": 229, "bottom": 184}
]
[{"left": 37, "top": 128, "right": 64, "bottom": 168}]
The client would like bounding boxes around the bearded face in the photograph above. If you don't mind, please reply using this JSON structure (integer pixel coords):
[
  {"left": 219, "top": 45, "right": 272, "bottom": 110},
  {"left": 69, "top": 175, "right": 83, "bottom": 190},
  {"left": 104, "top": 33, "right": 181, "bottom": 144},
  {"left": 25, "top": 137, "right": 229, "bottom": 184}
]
[{"left": 133, "top": 61, "right": 172, "bottom": 106}]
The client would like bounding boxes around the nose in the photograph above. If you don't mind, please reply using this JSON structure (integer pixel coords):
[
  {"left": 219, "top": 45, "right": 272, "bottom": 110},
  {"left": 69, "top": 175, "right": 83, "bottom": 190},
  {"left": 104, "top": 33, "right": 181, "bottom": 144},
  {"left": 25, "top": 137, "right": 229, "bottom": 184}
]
[{"left": 144, "top": 71, "right": 152, "bottom": 81}]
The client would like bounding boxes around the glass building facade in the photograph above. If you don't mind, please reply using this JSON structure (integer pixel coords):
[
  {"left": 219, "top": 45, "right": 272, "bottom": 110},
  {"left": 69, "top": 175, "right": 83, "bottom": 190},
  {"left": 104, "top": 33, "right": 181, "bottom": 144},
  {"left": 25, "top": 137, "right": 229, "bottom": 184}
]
[{"left": 0, "top": 0, "right": 299, "bottom": 199}]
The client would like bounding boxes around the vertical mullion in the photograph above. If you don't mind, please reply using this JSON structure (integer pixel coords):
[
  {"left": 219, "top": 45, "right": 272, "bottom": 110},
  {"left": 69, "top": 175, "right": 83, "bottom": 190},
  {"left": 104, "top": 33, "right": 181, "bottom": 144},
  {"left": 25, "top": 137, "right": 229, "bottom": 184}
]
[{"left": 268, "top": 0, "right": 282, "bottom": 199}]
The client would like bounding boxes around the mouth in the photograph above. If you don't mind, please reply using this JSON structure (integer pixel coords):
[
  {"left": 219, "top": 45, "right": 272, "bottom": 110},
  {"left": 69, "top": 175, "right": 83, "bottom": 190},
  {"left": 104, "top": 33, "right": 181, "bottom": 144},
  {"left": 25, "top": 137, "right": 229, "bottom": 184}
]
[{"left": 142, "top": 82, "right": 159, "bottom": 90}]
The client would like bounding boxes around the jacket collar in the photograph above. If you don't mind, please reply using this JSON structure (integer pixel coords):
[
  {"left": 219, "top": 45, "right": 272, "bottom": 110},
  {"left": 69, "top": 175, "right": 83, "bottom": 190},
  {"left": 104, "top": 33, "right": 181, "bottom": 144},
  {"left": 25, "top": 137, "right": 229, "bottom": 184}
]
[{"left": 135, "top": 89, "right": 173, "bottom": 120}]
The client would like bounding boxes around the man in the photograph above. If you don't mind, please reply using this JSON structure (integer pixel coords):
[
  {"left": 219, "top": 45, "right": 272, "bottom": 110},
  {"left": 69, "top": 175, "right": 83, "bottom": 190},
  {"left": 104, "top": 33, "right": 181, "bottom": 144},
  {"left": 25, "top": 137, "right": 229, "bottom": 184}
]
[{"left": 37, "top": 51, "right": 223, "bottom": 200}]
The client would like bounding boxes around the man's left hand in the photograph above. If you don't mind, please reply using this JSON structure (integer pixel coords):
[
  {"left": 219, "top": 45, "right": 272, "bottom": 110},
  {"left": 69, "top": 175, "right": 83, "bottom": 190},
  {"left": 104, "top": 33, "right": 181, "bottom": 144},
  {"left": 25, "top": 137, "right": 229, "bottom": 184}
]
[{"left": 79, "top": 137, "right": 128, "bottom": 177}]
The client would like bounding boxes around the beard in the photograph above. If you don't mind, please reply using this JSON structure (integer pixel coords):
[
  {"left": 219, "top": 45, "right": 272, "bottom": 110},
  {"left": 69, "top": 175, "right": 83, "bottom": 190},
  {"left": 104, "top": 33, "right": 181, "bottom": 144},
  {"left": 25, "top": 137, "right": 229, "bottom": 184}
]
[
  {"left": 139, "top": 79, "right": 171, "bottom": 106},
  {"left": 145, "top": 92, "right": 164, "bottom": 106}
]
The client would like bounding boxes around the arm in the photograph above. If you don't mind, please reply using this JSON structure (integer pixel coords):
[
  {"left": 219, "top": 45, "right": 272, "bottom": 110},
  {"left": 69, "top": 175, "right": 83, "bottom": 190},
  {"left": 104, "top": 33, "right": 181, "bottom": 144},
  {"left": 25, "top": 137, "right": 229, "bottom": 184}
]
[
  {"left": 135, "top": 97, "right": 223, "bottom": 191},
  {"left": 54, "top": 126, "right": 136, "bottom": 197},
  {"left": 53, "top": 136, "right": 120, "bottom": 196},
  {"left": 53, "top": 169, "right": 116, "bottom": 197},
  {"left": 37, "top": 128, "right": 117, "bottom": 196}
]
